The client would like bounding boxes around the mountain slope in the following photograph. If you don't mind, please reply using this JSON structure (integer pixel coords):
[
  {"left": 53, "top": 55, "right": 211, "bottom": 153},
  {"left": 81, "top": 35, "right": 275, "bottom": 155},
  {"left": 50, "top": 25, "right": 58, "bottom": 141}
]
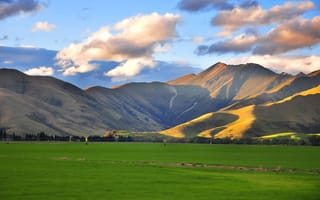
[
  {"left": 0, "top": 69, "right": 116, "bottom": 136},
  {"left": 227, "top": 73, "right": 320, "bottom": 110},
  {"left": 86, "top": 82, "right": 221, "bottom": 129},
  {"left": 0, "top": 69, "right": 219, "bottom": 135},
  {"left": 248, "top": 92, "right": 320, "bottom": 136},
  {"left": 161, "top": 85, "right": 320, "bottom": 139},
  {"left": 169, "top": 62, "right": 320, "bottom": 112},
  {"left": 169, "top": 62, "right": 291, "bottom": 101}
]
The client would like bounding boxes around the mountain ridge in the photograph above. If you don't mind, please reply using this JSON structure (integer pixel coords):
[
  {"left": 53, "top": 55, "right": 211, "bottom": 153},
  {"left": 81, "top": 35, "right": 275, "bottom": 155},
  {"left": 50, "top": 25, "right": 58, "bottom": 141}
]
[{"left": 0, "top": 62, "right": 319, "bottom": 138}]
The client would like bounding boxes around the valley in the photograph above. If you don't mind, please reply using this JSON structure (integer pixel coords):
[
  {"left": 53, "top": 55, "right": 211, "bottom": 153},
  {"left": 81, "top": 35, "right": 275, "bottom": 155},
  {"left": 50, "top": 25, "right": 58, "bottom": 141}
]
[{"left": 0, "top": 143, "right": 319, "bottom": 200}]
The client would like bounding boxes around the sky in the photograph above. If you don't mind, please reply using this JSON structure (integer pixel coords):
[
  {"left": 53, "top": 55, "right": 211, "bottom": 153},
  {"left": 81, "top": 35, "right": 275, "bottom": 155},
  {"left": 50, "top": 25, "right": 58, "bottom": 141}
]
[{"left": 0, "top": 0, "right": 320, "bottom": 86}]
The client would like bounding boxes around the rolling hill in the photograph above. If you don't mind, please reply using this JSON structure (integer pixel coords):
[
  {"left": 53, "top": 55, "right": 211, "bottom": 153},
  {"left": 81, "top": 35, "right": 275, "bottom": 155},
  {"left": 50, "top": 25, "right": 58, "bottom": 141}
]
[
  {"left": 162, "top": 85, "right": 320, "bottom": 139},
  {"left": 0, "top": 62, "right": 319, "bottom": 138}
]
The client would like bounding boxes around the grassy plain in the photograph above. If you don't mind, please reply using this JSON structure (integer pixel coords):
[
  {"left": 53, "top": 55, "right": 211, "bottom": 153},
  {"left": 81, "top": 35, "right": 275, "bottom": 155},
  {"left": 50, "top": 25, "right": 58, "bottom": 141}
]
[{"left": 0, "top": 142, "right": 319, "bottom": 200}]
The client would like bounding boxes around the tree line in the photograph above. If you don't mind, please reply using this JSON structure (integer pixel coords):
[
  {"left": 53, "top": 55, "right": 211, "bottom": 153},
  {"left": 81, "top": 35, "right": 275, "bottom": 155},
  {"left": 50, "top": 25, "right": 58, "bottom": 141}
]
[{"left": 0, "top": 128, "right": 320, "bottom": 146}]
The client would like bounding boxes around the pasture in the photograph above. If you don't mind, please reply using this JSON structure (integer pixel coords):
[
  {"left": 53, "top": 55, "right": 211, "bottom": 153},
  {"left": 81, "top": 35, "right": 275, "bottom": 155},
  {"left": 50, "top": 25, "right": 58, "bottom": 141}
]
[{"left": 0, "top": 142, "right": 319, "bottom": 200}]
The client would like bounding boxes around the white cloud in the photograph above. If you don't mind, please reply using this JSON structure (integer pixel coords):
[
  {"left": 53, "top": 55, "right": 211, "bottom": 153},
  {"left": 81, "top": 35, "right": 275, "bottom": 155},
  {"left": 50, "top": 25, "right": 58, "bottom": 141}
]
[
  {"left": 25, "top": 66, "right": 55, "bottom": 76},
  {"left": 226, "top": 55, "right": 320, "bottom": 74},
  {"left": 197, "top": 33, "right": 257, "bottom": 54},
  {"left": 253, "top": 16, "right": 320, "bottom": 54},
  {"left": 105, "top": 57, "right": 156, "bottom": 77},
  {"left": 56, "top": 12, "right": 180, "bottom": 77},
  {"left": 32, "top": 21, "right": 56, "bottom": 32},
  {"left": 3, "top": 60, "right": 12, "bottom": 64},
  {"left": 19, "top": 44, "right": 38, "bottom": 48}
]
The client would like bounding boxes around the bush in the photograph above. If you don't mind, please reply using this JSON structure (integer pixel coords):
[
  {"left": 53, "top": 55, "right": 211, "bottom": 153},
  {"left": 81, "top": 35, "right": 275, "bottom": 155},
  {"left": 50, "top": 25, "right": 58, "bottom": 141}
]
[{"left": 308, "top": 135, "right": 320, "bottom": 146}]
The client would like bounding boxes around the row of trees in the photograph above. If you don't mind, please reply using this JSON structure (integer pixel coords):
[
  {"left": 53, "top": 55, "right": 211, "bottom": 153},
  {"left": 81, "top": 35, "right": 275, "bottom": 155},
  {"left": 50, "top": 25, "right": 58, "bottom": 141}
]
[
  {"left": 186, "top": 136, "right": 320, "bottom": 146},
  {"left": 1, "top": 129, "right": 320, "bottom": 146},
  {"left": 0, "top": 130, "right": 134, "bottom": 142}
]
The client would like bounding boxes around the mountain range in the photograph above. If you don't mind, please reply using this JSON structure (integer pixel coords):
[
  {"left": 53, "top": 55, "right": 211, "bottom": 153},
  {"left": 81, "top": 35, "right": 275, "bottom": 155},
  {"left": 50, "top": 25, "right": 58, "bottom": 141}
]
[{"left": 0, "top": 62, "right": 319, "bottom": 139}]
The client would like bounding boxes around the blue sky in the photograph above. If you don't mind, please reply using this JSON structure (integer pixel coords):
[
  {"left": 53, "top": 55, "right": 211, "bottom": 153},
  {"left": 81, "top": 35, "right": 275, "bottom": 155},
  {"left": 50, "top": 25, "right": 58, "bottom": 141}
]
[{"left": 0, "top": 0, "right": 320, "bottom": 87}]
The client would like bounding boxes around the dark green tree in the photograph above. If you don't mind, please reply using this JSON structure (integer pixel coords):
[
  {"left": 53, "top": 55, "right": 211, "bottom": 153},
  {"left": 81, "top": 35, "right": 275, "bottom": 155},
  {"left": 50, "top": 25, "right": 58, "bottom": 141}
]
[{"left": 308, "top": 135, "right": 320, "bottom": 146}]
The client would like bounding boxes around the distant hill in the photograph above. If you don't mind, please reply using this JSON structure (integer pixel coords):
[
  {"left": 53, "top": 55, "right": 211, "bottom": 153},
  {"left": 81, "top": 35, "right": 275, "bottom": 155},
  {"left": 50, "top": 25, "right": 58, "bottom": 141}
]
[{"left": 0, "top": 62, "right": 319, "bottom": 138}]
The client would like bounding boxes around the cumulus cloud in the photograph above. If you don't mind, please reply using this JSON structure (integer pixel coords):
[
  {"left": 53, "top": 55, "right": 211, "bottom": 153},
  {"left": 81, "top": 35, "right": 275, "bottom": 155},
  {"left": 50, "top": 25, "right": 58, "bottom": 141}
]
[
  {"left": 25, "top": 66, "right": 54, "bottom": 76},
  {"left": 105, "top": 57, "right": 156, "bottom": 77},
  {"left": 212, "top": 1, "right": 315, "bottom": 34},
  {"left": 196, "top": 33, "right": 257, "bottom": 54},
  {"left": 198, "top": 16, "right": 320, "bottom": 55},
  {"left": 32, "top": 21, "right": 56, "bottom": 32},
  {"left": 0, "top": 0, "right": 45, "bottom": 20},
  {"left": 253, "top": 16, "right": 320, "bottom": 55},
  {"left": 56, "top": 12, "right": 180, "bottom": 77},
  {"left": 226, "top": 55, "right": 320, "bottom": 74}
]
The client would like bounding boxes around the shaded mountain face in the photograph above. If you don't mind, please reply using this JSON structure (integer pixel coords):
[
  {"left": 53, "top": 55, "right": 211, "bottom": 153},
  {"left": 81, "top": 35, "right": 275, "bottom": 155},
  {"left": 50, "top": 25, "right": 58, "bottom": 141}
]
[
  {"left": 226, "top": 70, "right": 320, "bottom": 110},
  {"left": 0, "top": 69, "right": 111, "bottom": 136},
  {"left": 86, "top": 83, "right": 221, "bottom": 129},
  {"left": 0, "top": 69, "right": 218, "bottom": 135},
  {"left": 248, "top": 93, "right": 320, "bottom": 136},
  {"left": 0, "top": 62, "right": 319, "bottom": 138}
]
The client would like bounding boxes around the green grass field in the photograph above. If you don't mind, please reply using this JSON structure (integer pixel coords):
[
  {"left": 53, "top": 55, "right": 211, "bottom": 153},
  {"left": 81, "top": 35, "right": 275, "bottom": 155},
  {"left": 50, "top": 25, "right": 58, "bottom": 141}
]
[{"left": 0, "top": 142, "right": 319, "bottom": 200}]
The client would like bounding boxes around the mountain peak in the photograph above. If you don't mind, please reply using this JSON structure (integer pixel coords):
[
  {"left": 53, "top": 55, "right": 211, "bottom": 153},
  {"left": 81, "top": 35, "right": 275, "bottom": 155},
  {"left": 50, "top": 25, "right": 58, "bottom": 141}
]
[
  {"left": 235, "top": 63, "right": 276, "bottom": 74},
  {"left": 201, "top": 62, "right": 276, "bottom": 76},
  {"left": 202, "top": 62, "right": 228, "bottom": 73},
  {"left": 295, "top": 72, "right": 306, "bottom": 77}
]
